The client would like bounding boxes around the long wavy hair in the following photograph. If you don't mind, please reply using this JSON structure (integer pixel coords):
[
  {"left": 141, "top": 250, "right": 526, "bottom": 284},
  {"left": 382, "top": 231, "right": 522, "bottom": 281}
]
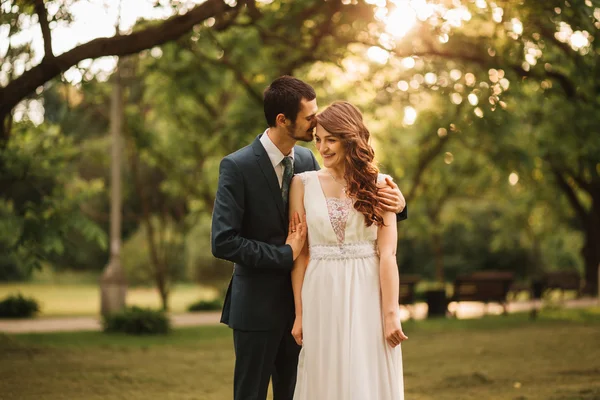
[{"left": 316, "top": 101, "right": 384, "bottom": 227}]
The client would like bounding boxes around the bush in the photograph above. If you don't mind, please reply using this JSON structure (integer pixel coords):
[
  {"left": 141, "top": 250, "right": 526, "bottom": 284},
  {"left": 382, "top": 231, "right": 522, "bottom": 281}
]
[
  {"left": 0, "top": 293, "right": 40, "bottom": 318},
  {"left": 102, "top": 306, "right": 170, "bottom": 335},
  {"left": 187, "top": 298, "right": 223, "bottom": 312}
]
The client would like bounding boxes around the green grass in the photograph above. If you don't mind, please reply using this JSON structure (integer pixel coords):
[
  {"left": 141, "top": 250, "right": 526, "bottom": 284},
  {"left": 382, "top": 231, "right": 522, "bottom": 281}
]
[
  {"left": 0, "top": 283, "right": 218, "bottom": 316},
  {"left": 1, "top": 308, "right": 600, "bottom": 400}
]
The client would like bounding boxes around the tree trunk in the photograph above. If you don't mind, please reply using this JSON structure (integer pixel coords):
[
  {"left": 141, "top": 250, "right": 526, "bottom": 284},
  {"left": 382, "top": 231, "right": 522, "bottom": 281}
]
[
  {"left": 127, "top": 119, "right": 174, "bottom": 311},
  {"left": 130, "top": 149, "right": 171, "bottom": 311},
  {"left": 551, "top": 167, "right": 600, "bottom": 296},
  {"left": 581, "top": 204, "right": 600, "bottom": 296},
  {"left": 100, "top": 57, "right": 127, "bottom": 317},
  {"left": 157, "top": 270, "right": 169, "bottom": 311},
  {"left": 1, "top": 114, "right": 8, "bottom": 142}
]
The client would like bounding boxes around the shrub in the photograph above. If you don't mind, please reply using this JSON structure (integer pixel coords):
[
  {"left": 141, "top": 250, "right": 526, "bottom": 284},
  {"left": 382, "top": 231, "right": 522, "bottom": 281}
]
[
  {"left": 187, "top": 298, "right": 223, "bottom": 312},
  {"left": 103, "top": 306, "right": 170, "bottom": 335},
  {"left": 0, "top": 293, "right": 40, "bottom": 318}
]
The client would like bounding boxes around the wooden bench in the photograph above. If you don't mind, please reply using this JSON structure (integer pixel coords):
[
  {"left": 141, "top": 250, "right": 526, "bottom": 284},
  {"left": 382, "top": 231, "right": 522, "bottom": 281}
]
[
  {"left": 450, "top": 271, "right": 514, "bottom": 315},
  {"left": 399, "top": 274, "right": 420, "bottom": 319},
  {"left": 538, "top": 271, "right": 581, "bottom": 299}
]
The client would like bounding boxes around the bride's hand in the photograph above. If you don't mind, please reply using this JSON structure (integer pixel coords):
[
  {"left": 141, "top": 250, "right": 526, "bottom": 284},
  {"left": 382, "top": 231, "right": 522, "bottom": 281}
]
[
  {"left": 292, "top": 316, "right": 303, "bottom": 346},
  {"left": 384, "top": 311, "right": 408, "bottom": 348},
  {"left": 286, "top": 212, "right": 307, "bottom": 260}
]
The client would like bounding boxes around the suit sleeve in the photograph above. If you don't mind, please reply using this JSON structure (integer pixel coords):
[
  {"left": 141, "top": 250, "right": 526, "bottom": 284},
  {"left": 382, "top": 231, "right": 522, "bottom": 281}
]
[
  {"left": 211, "top": 157, "right": 294, "bottom": 269},
  {"left": 396, "top": 205, "right": 407, "bottom": 222}
]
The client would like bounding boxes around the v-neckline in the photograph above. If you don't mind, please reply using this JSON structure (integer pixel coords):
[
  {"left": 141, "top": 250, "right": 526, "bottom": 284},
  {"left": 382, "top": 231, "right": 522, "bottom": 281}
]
[{"left": 315, "top": 172, "right": 353, "bottom": 245}]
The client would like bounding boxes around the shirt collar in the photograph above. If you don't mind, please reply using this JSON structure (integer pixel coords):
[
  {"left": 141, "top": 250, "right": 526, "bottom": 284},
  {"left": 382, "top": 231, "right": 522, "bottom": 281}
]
[{"left": 260, "top": 129, "right": 294, "bottom": 168}]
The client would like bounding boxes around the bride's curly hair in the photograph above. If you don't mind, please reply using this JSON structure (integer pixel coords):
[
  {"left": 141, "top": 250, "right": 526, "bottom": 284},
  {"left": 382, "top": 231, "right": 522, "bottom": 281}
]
[{"left": 316, "top": 101, "right": 384, "bottom": 227}]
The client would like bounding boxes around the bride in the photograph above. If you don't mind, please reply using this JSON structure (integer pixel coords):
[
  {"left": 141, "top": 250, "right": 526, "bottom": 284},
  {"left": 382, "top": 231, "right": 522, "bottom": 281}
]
[{"left": 288, "top": 101, "right": 407, "bottom": 400}]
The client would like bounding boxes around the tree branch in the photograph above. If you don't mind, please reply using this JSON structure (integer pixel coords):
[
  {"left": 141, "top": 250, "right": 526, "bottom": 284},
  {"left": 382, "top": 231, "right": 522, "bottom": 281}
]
[
  {"left": 0, "top": 0, "right": 240, "bottom": 119},
  {"left": 511, "top": 64, "right": 578, "bottom": 99},
  {"left": 281, "top": 1, "right": 343, "bottom": 74},
  {"left": 350, "top": 31, "right": 581, "bottom": 101},
  {"left": 550, "top": 164, "right": 588, "bottom": 223},
  {"left": 197, "top": 31, "right": 263, "bottom": 104},
  {"left": 563, "top": 164, "right": 593, "bottom": 193},
  {"left": 406, "top": 133, "right": 450, "bottom": 202},
  {"left": 34, "top": 0, "right": 53, "bottom": 59},
  {"left": 406, "top": 104, "right": 466, "bottom": 201}
]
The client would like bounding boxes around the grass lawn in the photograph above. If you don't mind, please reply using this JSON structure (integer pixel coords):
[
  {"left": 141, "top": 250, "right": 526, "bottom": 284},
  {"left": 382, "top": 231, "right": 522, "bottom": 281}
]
[
  {"left": 1, "top": 308, "right": 599, "bottom": 400},
  {"left": 0, "top": 283, "right": 218, "bottom": 316}
]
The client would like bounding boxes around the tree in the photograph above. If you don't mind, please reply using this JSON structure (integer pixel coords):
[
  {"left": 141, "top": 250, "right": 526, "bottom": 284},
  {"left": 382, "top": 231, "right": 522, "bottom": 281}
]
[
  {"left": 344, "top": 0, "right": 599, "bottom": 294},
  {"left": 452, "top": 0, "right": 600, "bottom": 294},
  {"left": 0, "top": 0, "right": 247, "bottom": 140}
]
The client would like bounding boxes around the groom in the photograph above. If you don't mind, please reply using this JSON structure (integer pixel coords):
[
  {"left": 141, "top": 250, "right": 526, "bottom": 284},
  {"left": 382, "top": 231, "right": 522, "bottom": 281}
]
[{"left": 211, "top": 76, "right": 407, "bottom": 400}]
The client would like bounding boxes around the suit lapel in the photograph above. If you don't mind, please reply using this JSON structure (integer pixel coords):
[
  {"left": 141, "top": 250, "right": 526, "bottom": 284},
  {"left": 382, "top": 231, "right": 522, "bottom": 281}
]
[{"left": 252, "top": 136, "right": 286, "bottom": 223}]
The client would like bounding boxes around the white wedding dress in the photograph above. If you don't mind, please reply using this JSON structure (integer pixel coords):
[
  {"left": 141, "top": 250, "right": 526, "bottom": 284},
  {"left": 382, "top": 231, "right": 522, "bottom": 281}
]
[{"left": 293, "top": 171, "right": 404, "bottom": 400}]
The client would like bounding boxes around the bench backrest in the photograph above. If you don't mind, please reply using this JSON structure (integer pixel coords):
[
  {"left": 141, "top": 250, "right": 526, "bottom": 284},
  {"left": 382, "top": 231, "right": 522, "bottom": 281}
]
[
  {"left": 453, "top": 271, "right": 514, "bottom": 302},
  {"left": 542, "top": 271, "right": 581, "bottom": 291}
]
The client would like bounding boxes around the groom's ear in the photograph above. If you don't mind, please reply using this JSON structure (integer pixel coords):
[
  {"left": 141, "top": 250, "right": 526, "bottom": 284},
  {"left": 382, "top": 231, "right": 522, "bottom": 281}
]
[{"left": 276, "top": 113, "right": 288, "bottom": 127}]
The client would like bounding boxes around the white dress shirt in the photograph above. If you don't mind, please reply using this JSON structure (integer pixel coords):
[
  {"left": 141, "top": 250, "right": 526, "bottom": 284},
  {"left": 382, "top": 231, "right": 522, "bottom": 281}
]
[{"left": 260, "top": 129, "right": 295, "bottom": 188}]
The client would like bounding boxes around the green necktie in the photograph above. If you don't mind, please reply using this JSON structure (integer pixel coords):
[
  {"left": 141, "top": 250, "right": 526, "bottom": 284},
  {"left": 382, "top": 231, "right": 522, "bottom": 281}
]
[{"left": 281, "top": 156, "right": 294, "bottom": 210}]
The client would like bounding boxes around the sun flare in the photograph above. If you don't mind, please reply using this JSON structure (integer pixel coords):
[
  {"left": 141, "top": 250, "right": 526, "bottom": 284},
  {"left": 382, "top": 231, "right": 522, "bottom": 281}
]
[{"left": 385, "top": 5, "right": 418, "bottom": 38}]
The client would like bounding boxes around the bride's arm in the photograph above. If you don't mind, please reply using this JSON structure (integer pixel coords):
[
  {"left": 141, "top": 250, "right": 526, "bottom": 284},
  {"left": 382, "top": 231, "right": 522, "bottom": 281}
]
[
  {"left": 378, "top": 210, "right": 408, "bottom": 348},
  {"left": 289, "top": 176, "right": 309, "bottom": 345}
]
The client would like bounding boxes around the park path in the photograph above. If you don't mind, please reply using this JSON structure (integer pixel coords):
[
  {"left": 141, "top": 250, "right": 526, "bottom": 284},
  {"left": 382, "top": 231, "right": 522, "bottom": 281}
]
[
  {"left": 0, "top": 298, "right": 597, "bottom": 334},
  {"left": 0, "top": 311, "right": 222, "bottom": 333}
]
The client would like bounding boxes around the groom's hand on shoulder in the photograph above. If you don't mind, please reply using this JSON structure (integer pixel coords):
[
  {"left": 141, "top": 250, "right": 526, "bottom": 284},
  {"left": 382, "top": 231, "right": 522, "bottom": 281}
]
[{"left": 377, "top": 176, "right": 406, "bottom": 214}]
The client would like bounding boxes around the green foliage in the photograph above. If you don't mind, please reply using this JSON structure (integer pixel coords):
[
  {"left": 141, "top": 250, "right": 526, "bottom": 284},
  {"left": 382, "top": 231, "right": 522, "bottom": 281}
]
[
  {"left": 102, "top": 306, "right": 170, "bottom": 335},
  {"left": 120, "top": 228, "right": 155, "bottom": 286},
  {"left": 185, "top": 214, "right": 232, "bottom": 285},
  {"left": 2, "top": 0, "right": 598, "bottom": 297},
  {"left": 0, "top": 293, "right": 40, "bottom": 318},
  {"left": 0, "top": 123, "right": 107, "bottom": 276},
  {"left": 0, "top": 252, "right": 29, "bottom": 281},
  {"left": 187, "top": 298, "right": 223, "bottom": 312},
  {"left": 121, "top": 220, "right": 187, "bottom": 286},
  {"left": 321, "top": 0, "right": 600, "bottom": 289}
]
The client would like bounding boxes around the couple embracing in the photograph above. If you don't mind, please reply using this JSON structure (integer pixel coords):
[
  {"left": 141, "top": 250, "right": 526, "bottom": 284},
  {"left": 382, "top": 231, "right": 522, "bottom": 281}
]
[{"left": 212, "top": 76, "right": 408, "bottom": 400}]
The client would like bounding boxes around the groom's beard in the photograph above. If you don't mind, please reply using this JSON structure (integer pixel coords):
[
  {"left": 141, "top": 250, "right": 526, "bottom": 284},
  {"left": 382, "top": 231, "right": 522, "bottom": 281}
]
[{"left": 287, "top": 122, "right": 315, "bottom": 142}]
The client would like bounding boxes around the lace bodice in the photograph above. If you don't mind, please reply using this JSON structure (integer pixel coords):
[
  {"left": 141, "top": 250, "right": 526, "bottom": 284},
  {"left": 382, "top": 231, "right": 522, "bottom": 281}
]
[
  {"left": 325, "top": 197, "right": 353, "bottom": 244},
  {"left": 297, "top": 171, "right": 383, "bottom": 253}
]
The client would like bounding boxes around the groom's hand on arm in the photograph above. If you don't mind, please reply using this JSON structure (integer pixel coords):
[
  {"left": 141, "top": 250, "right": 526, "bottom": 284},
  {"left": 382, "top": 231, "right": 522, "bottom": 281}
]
[{"left": 286, "top": 212, "right": 307, "bottom": 260}]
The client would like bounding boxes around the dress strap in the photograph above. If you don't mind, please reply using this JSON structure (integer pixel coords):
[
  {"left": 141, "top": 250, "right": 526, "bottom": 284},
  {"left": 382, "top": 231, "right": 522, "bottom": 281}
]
[{"left": 296, "top": 170, "right": 317, "bottom": 187}]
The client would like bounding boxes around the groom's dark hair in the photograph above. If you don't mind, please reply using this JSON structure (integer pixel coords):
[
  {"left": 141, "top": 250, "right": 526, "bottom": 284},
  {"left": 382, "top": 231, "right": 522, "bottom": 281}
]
[{"left": 264, "top": 76, "right": 316, "bottom": 127}]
